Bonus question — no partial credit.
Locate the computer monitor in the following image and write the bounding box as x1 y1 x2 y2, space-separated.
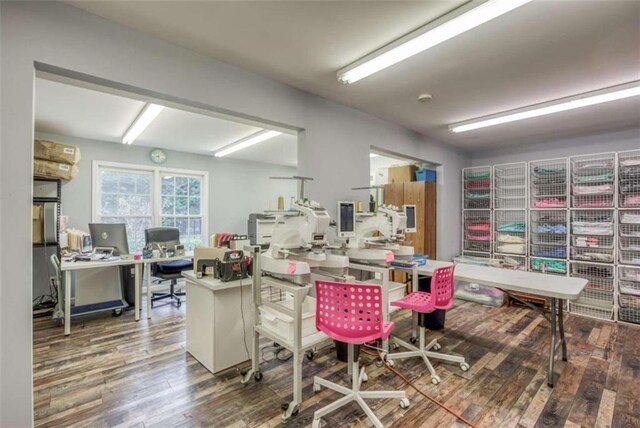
403 205 417 233
336 201 356 238
89 223 130 256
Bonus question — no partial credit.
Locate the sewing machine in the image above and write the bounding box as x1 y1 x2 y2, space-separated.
261 200 349 285
346 204 415 265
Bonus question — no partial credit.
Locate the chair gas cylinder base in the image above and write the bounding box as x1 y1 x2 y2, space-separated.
389 265 469 385
312 280 410 428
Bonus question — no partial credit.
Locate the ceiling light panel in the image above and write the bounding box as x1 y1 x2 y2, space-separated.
214 130 282 158
122 103 165 144
338 0 531 84
449 81 640 133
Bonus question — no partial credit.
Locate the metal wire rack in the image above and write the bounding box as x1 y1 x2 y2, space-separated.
570 152 616 208
463 167 492 210
618 265 640 283
619 293 640 310
529 257 567 275
570 246 614 263
618 307 640 324
569 302 614 321
493 254 527 271
494 162 527 209
493 210 527 255
571 261 614 278
618 149 640 208
530 158 568 209
619 280 640 296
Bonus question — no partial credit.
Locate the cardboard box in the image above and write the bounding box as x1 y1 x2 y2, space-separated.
32 205 43 244
34 140 81 165
34 159 79 181
388 165 417 183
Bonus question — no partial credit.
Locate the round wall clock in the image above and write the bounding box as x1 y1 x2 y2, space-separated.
149 148 167 164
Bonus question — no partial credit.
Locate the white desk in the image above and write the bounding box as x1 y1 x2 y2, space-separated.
60 253 193 335
182 271 253 374
418 260 588 387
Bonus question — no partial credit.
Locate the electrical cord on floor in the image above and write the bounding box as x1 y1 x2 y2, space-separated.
359 345 477 428
260 343 293 362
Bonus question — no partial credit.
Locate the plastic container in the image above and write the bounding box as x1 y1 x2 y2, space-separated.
258 297 317 341
416 168 437 182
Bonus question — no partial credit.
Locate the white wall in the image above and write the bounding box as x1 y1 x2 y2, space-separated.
0 2 469 424
36 132 297 237
470 128 640 166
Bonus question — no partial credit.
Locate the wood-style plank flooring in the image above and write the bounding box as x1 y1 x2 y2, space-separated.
33 299 640 427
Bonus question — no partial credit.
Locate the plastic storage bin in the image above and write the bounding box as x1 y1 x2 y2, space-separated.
416 168 437 182
258 297 317 341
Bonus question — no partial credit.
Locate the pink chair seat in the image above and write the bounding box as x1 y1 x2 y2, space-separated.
391 291 435 313
315 280 394 345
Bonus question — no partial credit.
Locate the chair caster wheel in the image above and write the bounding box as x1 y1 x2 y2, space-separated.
460 362 470 372
254 372 263 381
409 336 417 344
431 376 441 385
313 383 322 392
386 358 395 367
305 350 314 360
399 398 410 409
391 342 400 350
362 373 368 382
176 300 182 308
312 419 321 428
432 343 441 351
375 360 383 368
112 309 122 317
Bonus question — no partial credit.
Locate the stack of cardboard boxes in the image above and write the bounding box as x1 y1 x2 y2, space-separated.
33 139 80 180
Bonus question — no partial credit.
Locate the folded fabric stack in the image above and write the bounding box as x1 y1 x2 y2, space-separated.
496 243 526 254
466 233 490 241
572 251 614 263
573 172 614 183
621 159 640 167
621 212 640 224
573 198 613 208
531 258 567 274
533 247 566 258
574 161 614 171
620 166 640 179
465 242 488 252
466 223 491 231
536 223 567 234
534 166 565 175
620 253 640 265
496 222 526 233
574 236 600 247
573 183 614 195
497 234 525 243
466 171 491 179
621 269 640 282
534 197 566 208
620 227 640 238
465 191 490 199
622 195 640 207
572 221 614 235
620 239 640 251
621 182 640 193
466 179 491 189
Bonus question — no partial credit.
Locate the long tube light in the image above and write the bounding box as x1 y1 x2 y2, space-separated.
122 103 165 144
449 81 640 133
214 130 282 158
338 0 531 84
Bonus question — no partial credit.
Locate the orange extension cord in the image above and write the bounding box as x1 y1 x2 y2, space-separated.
359 346 477 428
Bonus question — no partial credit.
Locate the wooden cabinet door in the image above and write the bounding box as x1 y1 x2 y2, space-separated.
383 183 404 208
403 182 437 259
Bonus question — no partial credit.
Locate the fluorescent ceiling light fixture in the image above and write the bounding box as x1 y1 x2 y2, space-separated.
370 153 379 158
122 103 165 144
449 81 640 133
214 130 282 158
338 0 531 84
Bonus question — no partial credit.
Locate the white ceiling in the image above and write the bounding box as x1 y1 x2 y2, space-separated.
34 78 298 166
67 0 640 150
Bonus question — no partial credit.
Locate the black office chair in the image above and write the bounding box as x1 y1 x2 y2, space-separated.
145 227 193 308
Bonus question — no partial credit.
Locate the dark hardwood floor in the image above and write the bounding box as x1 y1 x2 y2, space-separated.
33 299 640 427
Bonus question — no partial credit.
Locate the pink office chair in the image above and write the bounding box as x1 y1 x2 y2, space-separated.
312 280 410 428
390 264 469 385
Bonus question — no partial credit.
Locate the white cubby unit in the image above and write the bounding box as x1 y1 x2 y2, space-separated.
618 210 640 266
462 166 492 258
618 265 640 326
529 158 569 210
493 162 527 209
569 261 615 321
493 210 527 256
618 149 640 209
529 210 568 261
570 152 616 209
462 209 492 256
463 166 492 210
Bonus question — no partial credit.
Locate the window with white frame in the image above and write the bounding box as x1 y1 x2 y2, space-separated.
93 161 208 253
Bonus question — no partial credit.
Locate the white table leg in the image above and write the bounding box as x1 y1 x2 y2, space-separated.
134 263 140 321
64 271 71 336
146 263 152 319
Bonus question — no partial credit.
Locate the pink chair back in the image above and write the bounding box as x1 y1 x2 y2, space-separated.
431 264 456 310
315 280 385 344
